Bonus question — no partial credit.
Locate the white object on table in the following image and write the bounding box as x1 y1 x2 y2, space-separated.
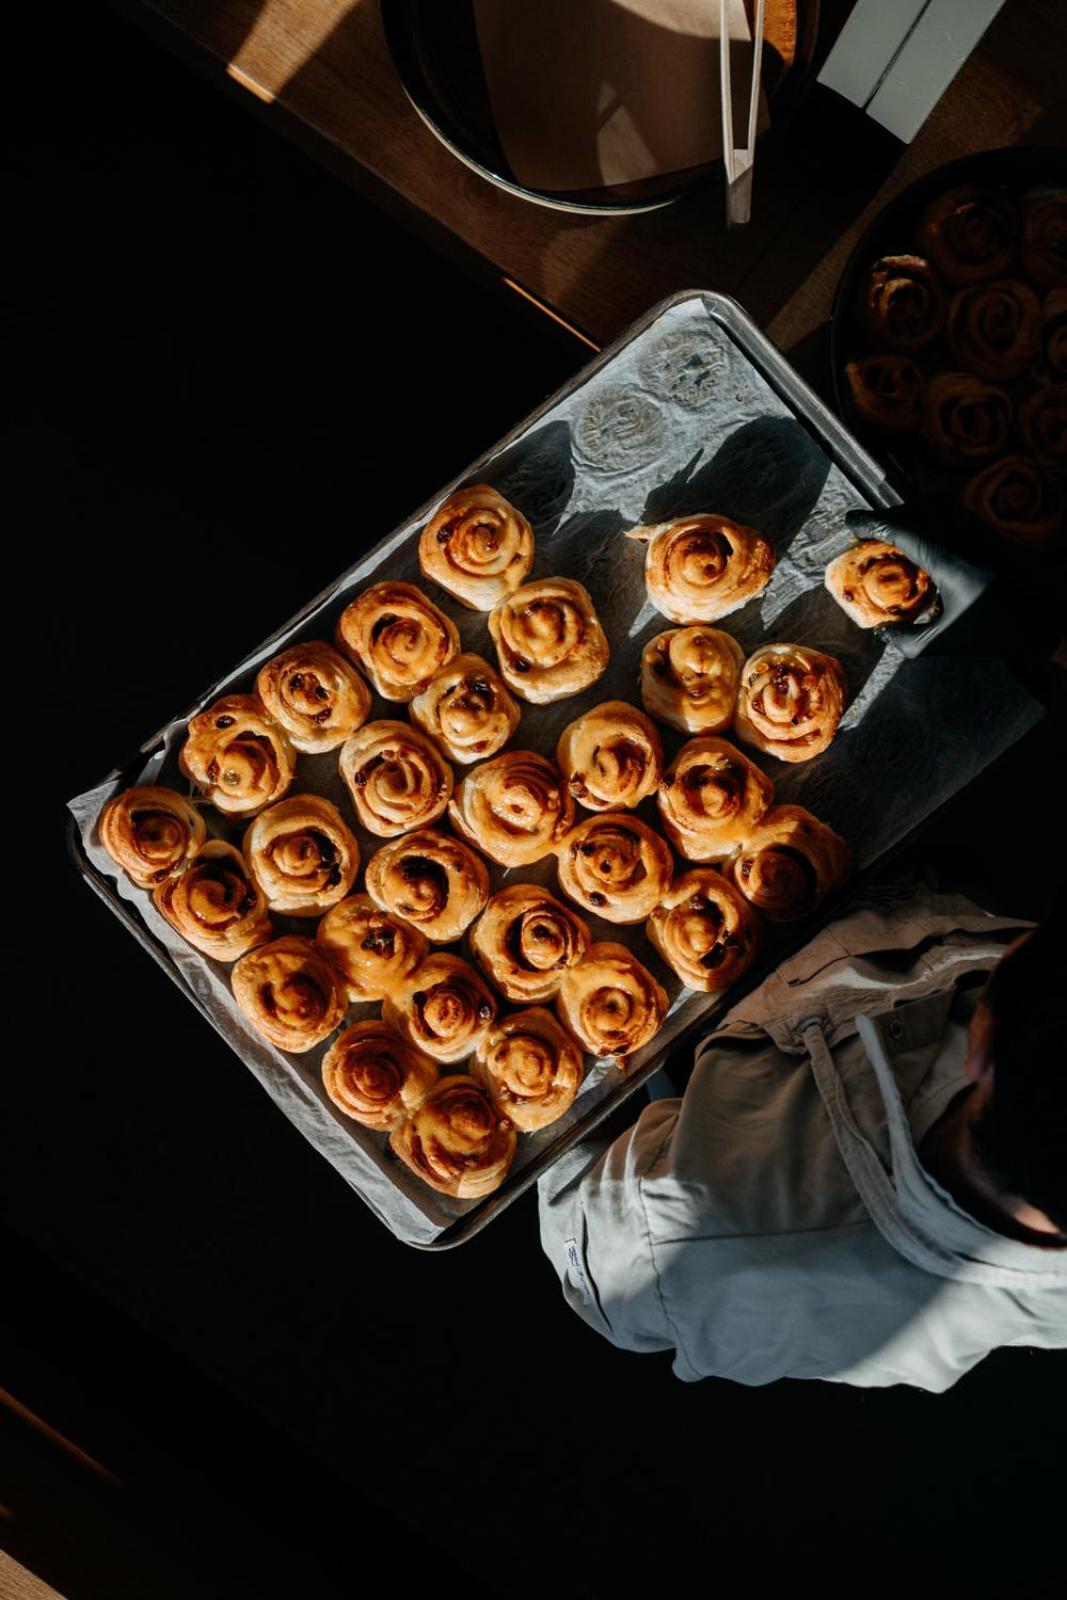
720 0 766 229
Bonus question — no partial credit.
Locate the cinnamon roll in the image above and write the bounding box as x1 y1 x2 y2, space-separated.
339 721 453 837
854 255 946 352
153 840 272 962
469 885 590 1004
316 894 429 1003
963 456 1064 548
230 935 347 1052
946 280 1042 382
556 943 668 1063
1021 189 1067 287
255 641 370 754
556 701 663 812
382 952 496 1063
418 484 535 611
557 814 674 926
98 786 206 888
321 1020 438 1131
734 644 847 764
488 577 609 704
626 514 775 624
646 869 761 993
180 695 295 818
639 627 744 736
728 805 850 923
921 372 1013 465
1036 287 1067 386
917 187 1018 286
656 736 773 862
448 750 574 868
408 653 520 765
389 1076 516 1199
824 541 939 630
474 1007 584 1133
364 829 489 944
1021 388 1067 475
243 794 359 916
844 355 924 434
335 581 459 702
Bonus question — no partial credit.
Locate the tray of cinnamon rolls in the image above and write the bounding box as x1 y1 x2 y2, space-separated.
69 290 1043 1247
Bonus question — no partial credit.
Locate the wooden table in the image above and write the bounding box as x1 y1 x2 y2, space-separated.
111 0 1067 363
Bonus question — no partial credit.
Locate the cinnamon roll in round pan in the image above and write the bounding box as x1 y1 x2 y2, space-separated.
488 577 609 703
728 805 850 923
231 935 347 1052
963 456 1064 548
824 542 939 630
1036 287 1067 386
646 869 761 993
946 280 1042 383
243 794 359 916
639 627 744 736
153 840 272 962
474 1007 584 1132
408 653 520 765
656 736 774 862
418 484 534 610
448 750 574 867
556 943 668 1063
556 701 663 812
339 721 453 837
180 695 296 818
854 255 946 351
390 1076 516 1199
921 372 1013 465
469 885 590 1004
99 786 206 888
322 1020 438 1131
382 952 496 1063
1021 388 1067 475
557 814 673 925
364 829 489 943
335 581 459 702
844 355 924 434
734 644 847 764
627 514 775 624
256 641 370 754
1021 189 1067 287
917 187 1018 286
316 894 428 1003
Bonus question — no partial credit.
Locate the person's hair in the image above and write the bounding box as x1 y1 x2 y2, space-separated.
970 897 1067 1235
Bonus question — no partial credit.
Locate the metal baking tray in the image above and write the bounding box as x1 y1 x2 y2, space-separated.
68 290 1043 1248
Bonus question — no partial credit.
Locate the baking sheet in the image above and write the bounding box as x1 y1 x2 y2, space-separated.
69 291 1043 1248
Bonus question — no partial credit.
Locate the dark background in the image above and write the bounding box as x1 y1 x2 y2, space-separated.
4 6 1065 1597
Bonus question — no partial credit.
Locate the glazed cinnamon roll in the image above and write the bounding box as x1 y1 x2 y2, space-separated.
1036 288 1067 386
1021 388 1067 475
474 1007 584 1133
824 541 939 630
728 805 850 922
382 952 496 1063
947 280 1042 383
556 701 663 812
418 484 535 610
557 814 673 926
921 372 1013 464
335 581 459 702
646 869 761 993
917 187 1018 286
230 935 347 1052
963 456 1064 548
844 355 924 435
316 894 428 1002
255 641 370 754
321 1020 438 1132
339 721 453 837
448 750 574 868
469 885 590 1004
556 943 668 1063
1021 189 1067 287
153 840 272 962
242 794 359 916
626 515 775 624
488 578 609 704
656 736 774 862
639 627 744 736
98 786 206 888
180 695 296 818
364 829 489 943
854 255 946 352
408 653 521 765
734 644 847 764
389 1076 516 1199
